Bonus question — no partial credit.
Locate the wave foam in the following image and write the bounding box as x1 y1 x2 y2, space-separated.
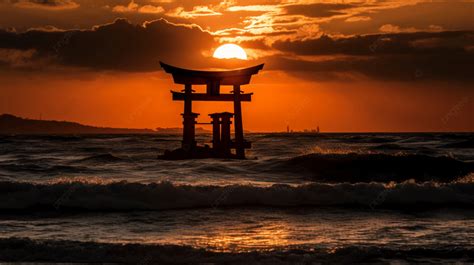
0 180 473 211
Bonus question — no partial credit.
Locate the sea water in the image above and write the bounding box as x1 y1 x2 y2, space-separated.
0 133 473 263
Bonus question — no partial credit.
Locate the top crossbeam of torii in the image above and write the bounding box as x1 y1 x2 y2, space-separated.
159 61 264 90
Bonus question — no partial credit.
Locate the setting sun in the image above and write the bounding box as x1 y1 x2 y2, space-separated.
213 44 248 60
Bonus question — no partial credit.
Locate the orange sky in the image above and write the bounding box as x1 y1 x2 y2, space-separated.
1 69 472 132
0 0 473 132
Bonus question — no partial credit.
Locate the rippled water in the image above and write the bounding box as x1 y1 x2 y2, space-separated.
0 133 473 262
2 208 473 252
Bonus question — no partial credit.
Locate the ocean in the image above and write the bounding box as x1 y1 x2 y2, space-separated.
0 133 473 263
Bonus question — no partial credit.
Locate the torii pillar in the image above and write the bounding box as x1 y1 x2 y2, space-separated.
182 84 198 150
233 85 245 158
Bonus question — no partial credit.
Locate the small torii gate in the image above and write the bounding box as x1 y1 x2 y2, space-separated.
159 61 264 159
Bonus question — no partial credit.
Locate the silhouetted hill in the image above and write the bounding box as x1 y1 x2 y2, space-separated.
0 114 155 134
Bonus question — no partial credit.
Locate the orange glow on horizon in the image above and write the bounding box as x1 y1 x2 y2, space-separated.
0 70 472 133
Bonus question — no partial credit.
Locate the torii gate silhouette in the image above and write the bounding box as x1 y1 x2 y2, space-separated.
159 61 264 159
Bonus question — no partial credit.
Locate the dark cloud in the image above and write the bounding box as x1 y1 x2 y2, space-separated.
269 31 474 82
273 31 473 56
11 0 79 10
1 17 473 82
283 3 354 18
0 18 215 71
265 54 473 82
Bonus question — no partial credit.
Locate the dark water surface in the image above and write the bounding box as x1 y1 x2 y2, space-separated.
0 133 473 263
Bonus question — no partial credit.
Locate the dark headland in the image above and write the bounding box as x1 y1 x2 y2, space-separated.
0 114 156 135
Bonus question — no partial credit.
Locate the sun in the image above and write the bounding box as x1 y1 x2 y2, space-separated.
213 44 248 60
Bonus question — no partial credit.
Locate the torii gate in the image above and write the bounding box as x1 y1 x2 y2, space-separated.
160 61 264 159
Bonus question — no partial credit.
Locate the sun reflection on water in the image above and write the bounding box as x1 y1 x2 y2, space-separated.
194 223 291 252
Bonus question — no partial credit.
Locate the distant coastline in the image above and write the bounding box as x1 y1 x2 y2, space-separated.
0 114 159 135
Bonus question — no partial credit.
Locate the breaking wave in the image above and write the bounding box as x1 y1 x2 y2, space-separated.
0 179 473 211
274 153 473 183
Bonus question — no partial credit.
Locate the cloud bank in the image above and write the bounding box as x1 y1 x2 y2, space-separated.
0 18 214 71
1 18 473 83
